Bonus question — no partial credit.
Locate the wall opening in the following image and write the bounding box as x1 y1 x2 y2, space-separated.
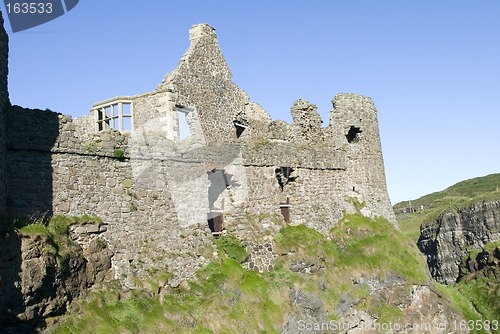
275 167 297 191
94 98 134 133
97 109 104 131
346 126 362 143
233 121 247 138
207 211 224 236
178 110 190 140
206 168 236 237
122 103 132 131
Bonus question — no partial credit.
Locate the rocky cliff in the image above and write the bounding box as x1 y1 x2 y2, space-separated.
0 218 112 332
418 201 500 284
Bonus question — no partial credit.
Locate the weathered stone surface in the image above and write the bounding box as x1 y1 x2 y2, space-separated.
243 241 275 272
282 289 327 334
0 22 396 288
418 201 500 284
281 283 466 334
0 18 474 333
461 246 500 280
0 225 111 332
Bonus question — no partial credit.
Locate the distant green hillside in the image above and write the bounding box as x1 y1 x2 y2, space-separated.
394 173 500 241
394 173 500 331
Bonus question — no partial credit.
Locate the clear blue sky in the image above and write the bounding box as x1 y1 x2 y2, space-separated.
2 1 499 204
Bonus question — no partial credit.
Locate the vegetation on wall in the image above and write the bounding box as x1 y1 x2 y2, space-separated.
1 214 102 265
113 148 125 160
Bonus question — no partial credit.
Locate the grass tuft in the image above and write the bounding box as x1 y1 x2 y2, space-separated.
216 235 248 263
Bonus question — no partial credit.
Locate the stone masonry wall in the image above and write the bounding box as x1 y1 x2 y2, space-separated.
4 23 396 286
158 24 250 144
0 12 9 213
5 106 216 287
329 94 396 223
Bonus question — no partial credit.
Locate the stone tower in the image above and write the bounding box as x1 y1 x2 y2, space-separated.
329 94 395 221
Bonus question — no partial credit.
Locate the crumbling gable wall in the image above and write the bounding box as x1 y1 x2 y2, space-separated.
156 24 256 143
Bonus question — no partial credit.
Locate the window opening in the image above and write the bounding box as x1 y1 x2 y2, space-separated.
207 211 224 237
275 167 297 191
178 110 190 140
346 126 362 143
233 120 247 138
94 98 133 133
122 103 132 131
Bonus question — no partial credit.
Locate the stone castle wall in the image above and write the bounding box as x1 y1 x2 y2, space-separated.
157 24 251 144
2 22 396 285
5 107 216 286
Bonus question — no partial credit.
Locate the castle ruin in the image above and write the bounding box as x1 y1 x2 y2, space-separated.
0 22 395 286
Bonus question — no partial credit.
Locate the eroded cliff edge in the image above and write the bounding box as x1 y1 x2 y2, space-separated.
418 201 500 284
0 217 112 332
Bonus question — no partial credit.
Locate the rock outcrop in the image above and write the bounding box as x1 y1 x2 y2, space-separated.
0 221 112 332
460 244 500 281
281 279 468 334
418 201 500 284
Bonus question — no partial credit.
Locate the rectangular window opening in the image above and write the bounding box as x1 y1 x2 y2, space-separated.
122 116 132 132
207 211 224 237
178 111 191 140
95 101 133 133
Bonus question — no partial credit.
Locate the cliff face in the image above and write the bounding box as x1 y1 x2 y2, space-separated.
0 221 112 332
418 201 500 284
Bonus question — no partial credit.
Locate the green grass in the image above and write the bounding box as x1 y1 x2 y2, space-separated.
51 213 433 333
330 214 428 284
56 257 284 333
432 280 500 334
394 173 500 333
18 222 49 235
54 288 171 334
216 235 248 263
457 277 500 324
17 214 101 236
483 240 500 254
7 214 103 266
274 224 335 258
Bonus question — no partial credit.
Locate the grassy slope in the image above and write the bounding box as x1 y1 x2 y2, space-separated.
394 173 500 332
394 173 500 241
50 213 429 333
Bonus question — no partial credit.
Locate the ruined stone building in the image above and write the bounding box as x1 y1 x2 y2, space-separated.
0 22 395 285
